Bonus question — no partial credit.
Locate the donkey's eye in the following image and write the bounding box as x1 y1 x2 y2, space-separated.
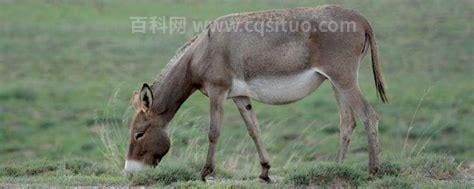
134 132 145 140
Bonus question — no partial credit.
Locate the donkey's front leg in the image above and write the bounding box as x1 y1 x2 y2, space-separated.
233 97 271 182
201 88 227 181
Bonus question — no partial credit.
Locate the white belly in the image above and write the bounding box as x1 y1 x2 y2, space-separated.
228 68 326 104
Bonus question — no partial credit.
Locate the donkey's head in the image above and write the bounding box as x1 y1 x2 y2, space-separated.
124 83 170 173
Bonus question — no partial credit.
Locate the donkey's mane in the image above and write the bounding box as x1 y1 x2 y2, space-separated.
152 36 197 87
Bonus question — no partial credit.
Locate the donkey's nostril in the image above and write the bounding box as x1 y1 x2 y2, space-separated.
134 132 145 140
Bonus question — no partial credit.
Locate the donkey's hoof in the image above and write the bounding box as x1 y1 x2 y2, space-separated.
201 175 217 182
259 175 272 183
369 166 380 175
200 165 215 181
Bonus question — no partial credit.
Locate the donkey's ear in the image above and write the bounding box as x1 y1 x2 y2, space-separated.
138 83 153 112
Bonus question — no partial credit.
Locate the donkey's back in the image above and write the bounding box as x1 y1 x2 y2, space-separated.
194 5 376 104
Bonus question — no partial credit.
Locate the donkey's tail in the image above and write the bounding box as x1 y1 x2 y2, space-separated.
366 27 389 103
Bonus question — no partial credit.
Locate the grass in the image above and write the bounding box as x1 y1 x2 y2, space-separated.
405 154 460 180
128 163 197 186
0 158 111 177
286 162 367 187
368 176 413 189
0 0 473 187
0 160 59 177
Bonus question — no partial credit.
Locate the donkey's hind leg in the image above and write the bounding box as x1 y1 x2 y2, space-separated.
335 85 381 174
323 61 381 173
333 85 357 163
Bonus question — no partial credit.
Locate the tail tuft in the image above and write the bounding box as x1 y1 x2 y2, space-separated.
366 31 388 103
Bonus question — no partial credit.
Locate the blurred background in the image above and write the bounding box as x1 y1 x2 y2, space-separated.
0 0 472 187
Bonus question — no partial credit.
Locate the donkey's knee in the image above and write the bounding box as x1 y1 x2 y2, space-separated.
208 127 221 144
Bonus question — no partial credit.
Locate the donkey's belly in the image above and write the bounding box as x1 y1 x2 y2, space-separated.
228 68 326 105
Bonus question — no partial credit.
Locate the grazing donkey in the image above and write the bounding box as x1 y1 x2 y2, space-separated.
124 5 388 182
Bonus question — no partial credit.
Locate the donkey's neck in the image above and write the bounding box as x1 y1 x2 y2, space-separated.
150 44 195 122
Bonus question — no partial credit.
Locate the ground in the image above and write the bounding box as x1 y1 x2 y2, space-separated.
0 0 473 188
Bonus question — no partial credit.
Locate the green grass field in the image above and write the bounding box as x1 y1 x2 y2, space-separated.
0 0 472 188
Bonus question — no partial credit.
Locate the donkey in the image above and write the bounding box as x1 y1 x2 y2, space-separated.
124 5 388 182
